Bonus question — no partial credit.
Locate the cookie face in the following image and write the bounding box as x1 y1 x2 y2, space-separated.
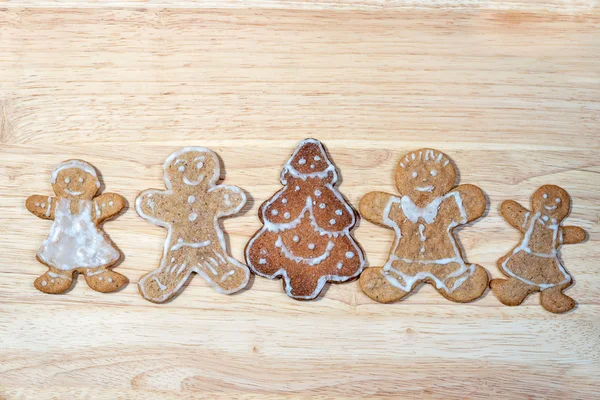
26 160 128 294
136 147 250 303
360 149 488 304
491 185 586 313
245 138 365 300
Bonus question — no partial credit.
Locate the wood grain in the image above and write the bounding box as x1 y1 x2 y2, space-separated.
0 2 599 399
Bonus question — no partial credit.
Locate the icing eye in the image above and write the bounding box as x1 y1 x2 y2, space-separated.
430 170 437 177
78 177 83 183
411 171 418 178
196 162 204 169
556 198 561 203
543 193 548 199
298 158 306 165
64 177 70 183
314 156 321 161
178 165 185 172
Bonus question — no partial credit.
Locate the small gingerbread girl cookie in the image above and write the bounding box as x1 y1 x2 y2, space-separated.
491 185 586 313
359 149 489 303
136 147 249 303
245 138 365 300
26 160 127 294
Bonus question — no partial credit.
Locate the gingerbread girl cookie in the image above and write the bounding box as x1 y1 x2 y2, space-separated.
491 185 586 313
245 138 365 300
359 149 488 303
26 160 127 294
136 147 249 303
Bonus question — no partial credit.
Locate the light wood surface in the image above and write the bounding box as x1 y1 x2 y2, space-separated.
1 1 599 399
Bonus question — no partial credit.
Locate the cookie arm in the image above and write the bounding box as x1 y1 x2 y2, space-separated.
209 185 246 216
500 200 530 232
450 184 487 223
359 191 394 227
26 195 56 220
561 226 586 245
93 193 126 223
135 190 171 223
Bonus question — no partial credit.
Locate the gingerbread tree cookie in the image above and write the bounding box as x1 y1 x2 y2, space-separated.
26 160 127 294
491 185 586 313
359 149 488 303
245 138 365 300
136 147 249 303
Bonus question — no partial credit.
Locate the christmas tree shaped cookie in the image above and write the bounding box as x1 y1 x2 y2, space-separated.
136 147 250 303
26 160 127 294
245 138 365 300
359 149 489 303
491 185 586 313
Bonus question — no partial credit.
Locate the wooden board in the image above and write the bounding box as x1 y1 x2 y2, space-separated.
1 1 599 398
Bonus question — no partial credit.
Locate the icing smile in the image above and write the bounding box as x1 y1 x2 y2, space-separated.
183 175 204 186
275 236 334 266
65 189 84 196
416 185 434 192
544 205 557 211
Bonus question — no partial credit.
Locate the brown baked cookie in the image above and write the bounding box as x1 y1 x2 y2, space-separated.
491 185 586 313
245 138 365 300
26 160 127 294
359 149 488 303
136 147 249 303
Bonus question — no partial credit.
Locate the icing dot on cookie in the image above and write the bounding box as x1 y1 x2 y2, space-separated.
412 171 418 178
41 280 47 286
64 177 70 183
178 238 183 243
189 213 198 222
295 186 300 191
542 215 549 222
35 203 40 207
314 156 321 161
271 209 279 216
308 243 315 250
41 203 46 208
345 251 355 258
430 170 437 177
284 212 290 219
314 189 322 196
335 209 342 215
293 236 300 243
282 198 287 204
543 193 548 199
310 164 315 169
178 165 185 172
171 257 175 262
78 177 83 183
188 195 196 204
98 276 103 281
556 198 561 203
108 277 113 283
259 258 267 264
51 279 55 283
102 203 106 207
319 203 326 209
329 219 336 225
299 158 306 165
109 201 114 206
337 262 343 269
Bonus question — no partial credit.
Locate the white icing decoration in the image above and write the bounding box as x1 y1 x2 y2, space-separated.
284 212 290 219
314 189 322 196
183 175 204 186
37 198 119 270
337 262 343 269
153 276 167 290
308 243 315 250
501 211 570 290
282 198 288 204
136 147 249 301
295 186 300 191
556 198 561 203
335 209 342 216
188 195 196 203
430 170 437 177
319 203 326 209
293 236 299 243
189 213 198 222
411 171 418 178
329 219 336 225
345 251 354 258
224 193 231 206
259 258 267 264
64 177 70 183
271 209 279 216
45 197 52 217
178 165 185 172
51 160 100 188
220 270 235 282
310 164 315 169
108 277 113 283
170 239 210 252
380 191 473 293
78 177 83 183
109 201 114 206
94 200 101 219
41 280 47 286
275 236 334 266
35 203 40 207
299 158 306 165
49 271 71 280
415 185 434 192
314 156 321 161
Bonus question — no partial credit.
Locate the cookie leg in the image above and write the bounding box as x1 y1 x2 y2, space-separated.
138 257 195 303
540 285 576 314
440 264 488 303
194 249 249 294
284 270 323 300
84 267 128 293
34 268 73 294
490 277 536 306
359 267 409 304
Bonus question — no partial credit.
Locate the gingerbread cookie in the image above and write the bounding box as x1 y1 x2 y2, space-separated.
491 185 586 313
359 149 488 303
26 160 127 294
245 138 365 300
136 147 249 303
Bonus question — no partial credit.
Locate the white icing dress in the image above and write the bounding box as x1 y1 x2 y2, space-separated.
37 198 120 271
500 212 570 290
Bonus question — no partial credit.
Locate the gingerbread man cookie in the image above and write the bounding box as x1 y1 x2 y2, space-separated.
491 185 586 313
26 160 127 294
136 147 249 303
359 149 488 303
245 138 365 300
